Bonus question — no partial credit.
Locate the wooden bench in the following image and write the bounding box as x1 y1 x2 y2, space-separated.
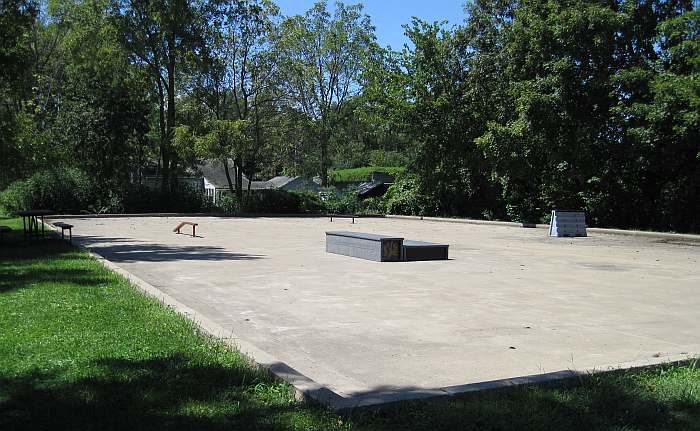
326 231 403 262
328 214 357 224
53 222 74 244
173 221 198 237
0 225 11 241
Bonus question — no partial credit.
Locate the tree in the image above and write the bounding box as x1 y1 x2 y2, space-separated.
277 0 376 186
51 0 150 193
111 0 210 191
0 0 37 187
193 0 279 201
174 119 250 197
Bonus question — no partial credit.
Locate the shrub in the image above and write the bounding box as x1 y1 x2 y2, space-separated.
383 173 438 216
292 190 325 213
322 187 365 214
242 189 323 214
215 194 240 214
122 185 209 213
0 168 93 214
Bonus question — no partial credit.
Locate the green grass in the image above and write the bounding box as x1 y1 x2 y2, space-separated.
329 166 405 183
1 216 699 431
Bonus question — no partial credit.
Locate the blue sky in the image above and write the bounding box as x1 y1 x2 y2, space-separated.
274 0 468 50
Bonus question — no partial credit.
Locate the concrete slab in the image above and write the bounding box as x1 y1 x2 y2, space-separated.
50 215 700 409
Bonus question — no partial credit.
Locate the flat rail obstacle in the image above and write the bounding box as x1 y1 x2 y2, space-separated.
173 221 198 237
326 231 449 262
327 214 358 224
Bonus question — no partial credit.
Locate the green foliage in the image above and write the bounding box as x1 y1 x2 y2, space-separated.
293 190 325 214
329 166 405 183
0 168 92 214
214 194 240 214
277 1 377 185
322 187 365 214
367 150 410 167
242 189 323 214
397 0 698 230
122 185 209 214
382 174 438 216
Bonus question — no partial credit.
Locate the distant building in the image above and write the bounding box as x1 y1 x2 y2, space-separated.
357 171 396 199
198 160 319 203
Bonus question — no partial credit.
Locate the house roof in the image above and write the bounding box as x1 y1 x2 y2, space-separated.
198 160 243 189
198 160 279 190
266 176 297 188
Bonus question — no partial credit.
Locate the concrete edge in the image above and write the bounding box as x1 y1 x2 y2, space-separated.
39 221 700 413
333 354 699 411
39 212 387 220
41 223 344 409
87 250 346 406
42 212 699 241
385 215 700 242
385 214 549 229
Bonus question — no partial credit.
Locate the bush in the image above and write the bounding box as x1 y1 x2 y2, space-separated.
241 189 323 214
293 190 325 213
122 185 209 214
214 194 240 214
383 173 438 216
321 187 367 214
0 168 93 214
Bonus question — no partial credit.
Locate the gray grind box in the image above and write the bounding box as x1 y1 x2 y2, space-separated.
326 231 403 262
402 240 449 261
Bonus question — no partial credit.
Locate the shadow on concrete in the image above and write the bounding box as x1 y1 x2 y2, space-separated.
75 235 264 263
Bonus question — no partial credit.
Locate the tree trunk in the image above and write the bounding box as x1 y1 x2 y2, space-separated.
156 75 169 193
165 52 176 192
320 128 329 186
222 158 236 196
235 156 243 202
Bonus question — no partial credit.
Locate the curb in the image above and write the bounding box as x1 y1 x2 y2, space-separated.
41 221 700 412
42 212 700 242
385 215 700 242
41 223 342 409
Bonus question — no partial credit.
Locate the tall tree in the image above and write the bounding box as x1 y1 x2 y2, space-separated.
53 0 151 193
277 0 376 186
0 0 37 187
111 0 210 191
194 0 279 201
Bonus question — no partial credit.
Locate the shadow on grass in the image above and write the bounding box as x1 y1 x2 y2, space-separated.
349 366 700 431
0 354 318 431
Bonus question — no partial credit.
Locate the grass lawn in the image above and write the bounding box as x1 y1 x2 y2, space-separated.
329 166 405 183
1 216 699 430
